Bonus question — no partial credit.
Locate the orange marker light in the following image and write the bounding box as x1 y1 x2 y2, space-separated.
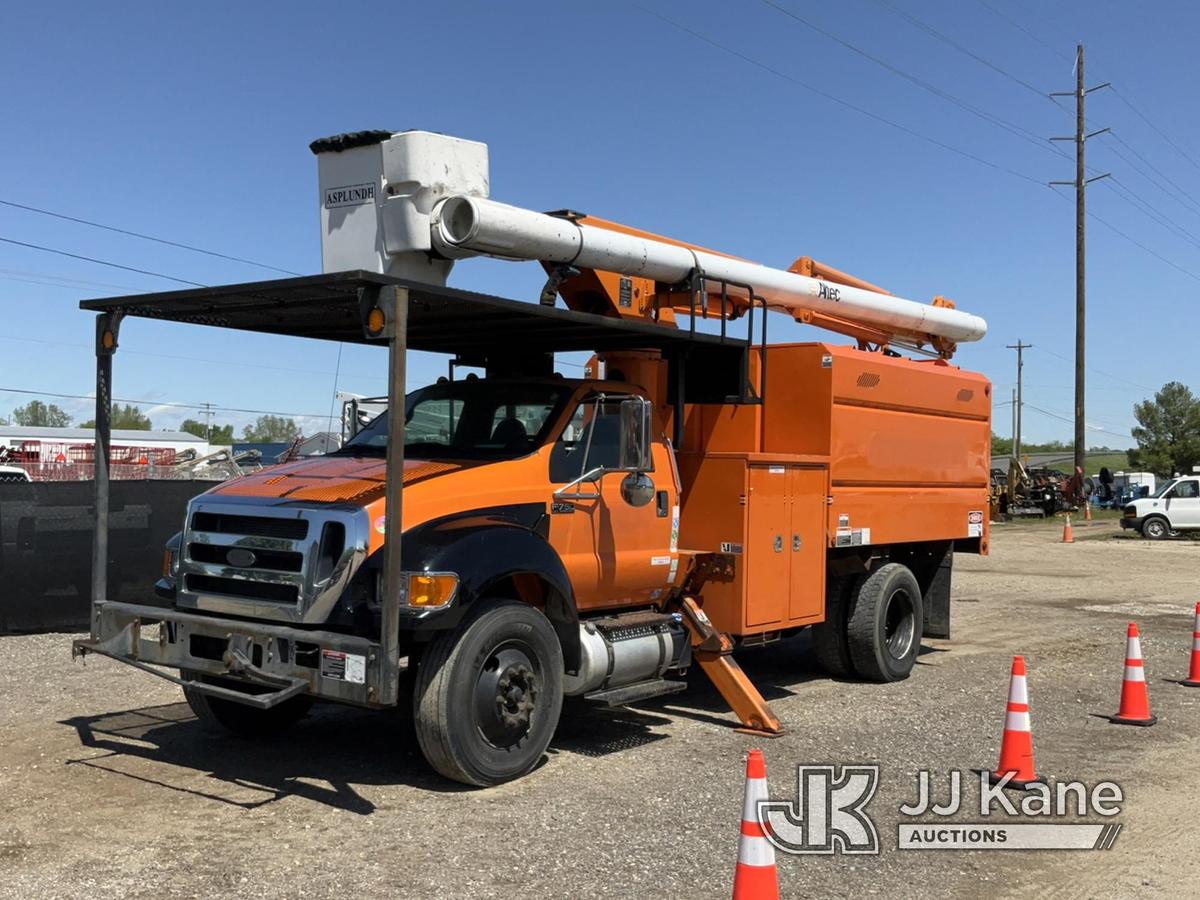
407 572 458 608
367 307 386 335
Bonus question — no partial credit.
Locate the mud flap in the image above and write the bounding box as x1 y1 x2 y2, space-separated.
921 546 952 639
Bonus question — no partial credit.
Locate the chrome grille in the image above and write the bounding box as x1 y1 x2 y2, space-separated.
176 497 369 624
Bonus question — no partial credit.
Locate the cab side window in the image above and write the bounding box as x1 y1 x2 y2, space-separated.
549 400 622 483
1171 480 1199 499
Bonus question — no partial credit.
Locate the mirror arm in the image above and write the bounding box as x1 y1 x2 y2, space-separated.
553 466 606 500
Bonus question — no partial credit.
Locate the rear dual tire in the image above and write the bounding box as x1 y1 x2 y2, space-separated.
812 563 923 683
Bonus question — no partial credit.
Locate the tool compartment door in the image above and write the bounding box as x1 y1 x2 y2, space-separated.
788 466 827 623
745 465 790 627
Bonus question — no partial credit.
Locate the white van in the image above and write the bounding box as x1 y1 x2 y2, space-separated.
1121 476 1200 539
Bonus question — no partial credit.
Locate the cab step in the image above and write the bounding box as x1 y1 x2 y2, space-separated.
584 678 688 708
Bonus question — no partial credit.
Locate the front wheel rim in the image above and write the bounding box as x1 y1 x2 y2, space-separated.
473 640 540 750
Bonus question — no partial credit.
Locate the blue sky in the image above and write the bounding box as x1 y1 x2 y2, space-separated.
2 0 1197 446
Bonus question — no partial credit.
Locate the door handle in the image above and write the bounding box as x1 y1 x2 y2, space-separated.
792 534 802 551
773 535 783 553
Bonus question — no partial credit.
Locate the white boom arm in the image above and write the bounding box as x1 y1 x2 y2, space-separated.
431 195 986 345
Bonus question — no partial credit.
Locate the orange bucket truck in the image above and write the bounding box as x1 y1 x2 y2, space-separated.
75 131 990 785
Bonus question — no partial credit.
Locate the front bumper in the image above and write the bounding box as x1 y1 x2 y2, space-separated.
1119 516 1142 531
73 601 398 708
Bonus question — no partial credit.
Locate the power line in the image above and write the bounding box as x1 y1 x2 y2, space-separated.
632 4 1045 186
1022 401 1133 441
1049 185 1200 284
1110 88 1200 174
1102 177 1200 252
0 236 205 287
0 335 380 379
0 267 144 293
640 5 1200 338
1032 345 1157 393
0 387 327 420
974 0 1074 64
868 0 1051 101
1103 132 1200 217
761 1 1065 160
0 198 301 276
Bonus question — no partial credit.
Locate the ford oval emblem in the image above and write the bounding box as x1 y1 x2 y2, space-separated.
226 548 257 568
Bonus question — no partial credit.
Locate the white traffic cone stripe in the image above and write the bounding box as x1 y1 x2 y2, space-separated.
1008 675 1028 704
737 834 776 867
1193 635 1200 652
1124 664 1146 682
1005 710 1032 731
742 776 768 823
1127 635 1143 659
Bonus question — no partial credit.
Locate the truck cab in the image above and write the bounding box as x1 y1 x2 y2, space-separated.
1121 476 1200 539
165 375 677 641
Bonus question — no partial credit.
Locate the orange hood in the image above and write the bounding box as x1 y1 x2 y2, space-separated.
209 456 462 505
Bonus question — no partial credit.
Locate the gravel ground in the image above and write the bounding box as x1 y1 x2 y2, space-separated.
2 519 1198 898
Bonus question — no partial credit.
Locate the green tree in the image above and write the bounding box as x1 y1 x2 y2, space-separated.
242 415 299 443
12 400 72 428
1129 382 1200 477
81 404 152 430
179 418 235 444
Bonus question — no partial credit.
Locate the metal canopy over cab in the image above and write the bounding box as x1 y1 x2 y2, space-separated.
74 271 759 712
78 270 751 357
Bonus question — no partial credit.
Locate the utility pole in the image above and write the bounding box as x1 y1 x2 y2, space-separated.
1011 388 1017 456
1051 44 1110 476
201 401 214 441
1006 340 1032 458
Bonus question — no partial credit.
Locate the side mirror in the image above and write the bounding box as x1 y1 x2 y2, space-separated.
620 472 655 508
618 397 653 471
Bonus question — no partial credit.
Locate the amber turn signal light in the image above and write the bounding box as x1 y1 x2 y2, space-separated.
406 572 458 608
366 306 386 335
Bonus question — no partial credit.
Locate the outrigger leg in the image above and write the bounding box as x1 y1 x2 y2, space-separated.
672 592 785 738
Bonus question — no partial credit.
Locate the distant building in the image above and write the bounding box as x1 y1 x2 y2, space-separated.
0 425 209 459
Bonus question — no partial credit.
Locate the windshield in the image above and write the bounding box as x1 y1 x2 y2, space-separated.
1149 480 1175 499
340 380 574 461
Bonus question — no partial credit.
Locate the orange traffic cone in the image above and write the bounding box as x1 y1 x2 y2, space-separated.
985 656 1044 790
1108 623 1158 726
1061 514 1075 543
1180 603 1200 688
733 749 779 900
1084 503 1093 525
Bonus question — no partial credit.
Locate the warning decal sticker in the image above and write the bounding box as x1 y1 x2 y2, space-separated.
320 650 367 685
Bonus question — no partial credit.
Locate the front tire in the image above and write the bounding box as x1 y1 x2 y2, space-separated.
1141 516 1170 540
414 599 564 786
846 563 923 682
182 673 313 737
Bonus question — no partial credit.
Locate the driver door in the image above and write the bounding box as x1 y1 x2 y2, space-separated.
547 397 677 613
1166 478 1200 528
